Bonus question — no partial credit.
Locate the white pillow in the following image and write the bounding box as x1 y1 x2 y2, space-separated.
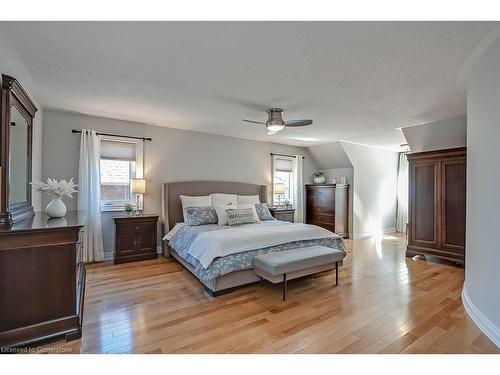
214 205 232 226
237 195 260 205
180 195 212 221
237 204 261 223
211 193 238 206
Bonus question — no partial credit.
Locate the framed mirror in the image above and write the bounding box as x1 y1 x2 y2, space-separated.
0 74 37 227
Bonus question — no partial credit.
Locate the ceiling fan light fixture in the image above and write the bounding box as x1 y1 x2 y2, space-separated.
267 123 285 132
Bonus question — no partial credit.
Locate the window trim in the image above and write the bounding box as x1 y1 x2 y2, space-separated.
99 135 144 212
271 154 295 206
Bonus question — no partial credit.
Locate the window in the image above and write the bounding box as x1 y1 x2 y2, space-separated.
272 156 294 205
100 137 143 211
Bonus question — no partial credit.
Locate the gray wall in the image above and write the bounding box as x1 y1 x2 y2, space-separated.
402 116 466 153
306 140 398 238
464 35 500 346
0 33 43 211
341 142 398 238
42 109 317 257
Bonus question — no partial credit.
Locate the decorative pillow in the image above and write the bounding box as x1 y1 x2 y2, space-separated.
226 208 258 226
184 206 218 226
237 204 261 222
180 195 212 221
214 204 234 226
237 195 260 205
211 193 238 206
255 203 275 221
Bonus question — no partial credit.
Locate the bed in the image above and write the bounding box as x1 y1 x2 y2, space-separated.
161 181 347 295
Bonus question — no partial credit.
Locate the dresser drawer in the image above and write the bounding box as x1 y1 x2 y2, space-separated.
312 213 335 224
311 206 335 215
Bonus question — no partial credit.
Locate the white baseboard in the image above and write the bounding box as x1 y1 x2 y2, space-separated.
352 227 397 240
462 285 500 348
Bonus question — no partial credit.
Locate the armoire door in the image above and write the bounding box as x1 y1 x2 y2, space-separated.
440 159 466 253
410 161 440 249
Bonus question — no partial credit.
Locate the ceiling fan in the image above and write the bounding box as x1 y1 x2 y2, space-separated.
242 108 313 135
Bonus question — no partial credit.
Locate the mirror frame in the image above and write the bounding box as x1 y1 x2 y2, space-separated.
0 74 38 227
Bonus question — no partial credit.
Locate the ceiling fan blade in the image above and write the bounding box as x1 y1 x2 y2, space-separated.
284 119 313 127
242 119 266 125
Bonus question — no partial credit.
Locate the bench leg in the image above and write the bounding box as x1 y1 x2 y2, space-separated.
283 273 287 301
335 261 339 286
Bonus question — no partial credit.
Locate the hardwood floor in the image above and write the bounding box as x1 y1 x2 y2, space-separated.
39 234 498 354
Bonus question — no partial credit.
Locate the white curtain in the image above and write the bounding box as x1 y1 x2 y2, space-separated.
78 129 104 262
396 152 409 233
293 154 305 223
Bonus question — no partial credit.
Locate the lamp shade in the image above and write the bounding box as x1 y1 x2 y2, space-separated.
274 183 285 195
131 178 146 194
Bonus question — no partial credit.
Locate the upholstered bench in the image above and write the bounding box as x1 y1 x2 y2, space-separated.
252 246 345 300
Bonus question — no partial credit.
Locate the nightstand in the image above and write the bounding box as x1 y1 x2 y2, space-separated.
113 214 159 264
269 207 295 223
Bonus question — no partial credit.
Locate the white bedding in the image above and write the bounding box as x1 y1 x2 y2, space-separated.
168 220 339 269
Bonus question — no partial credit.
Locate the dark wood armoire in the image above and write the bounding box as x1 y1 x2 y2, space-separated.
306 184 349 238
406 147 466 265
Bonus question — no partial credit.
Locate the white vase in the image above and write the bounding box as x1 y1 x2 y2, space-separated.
46 195 67 218
313 175 326 184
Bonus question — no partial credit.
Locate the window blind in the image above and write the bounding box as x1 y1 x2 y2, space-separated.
274 157 293 172
100 140 136 161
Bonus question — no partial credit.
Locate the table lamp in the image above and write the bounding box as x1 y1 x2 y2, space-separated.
131 178 146 215
274 183 285 206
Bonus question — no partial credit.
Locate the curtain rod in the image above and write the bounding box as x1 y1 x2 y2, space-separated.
270 152 305 159
72 129 152 142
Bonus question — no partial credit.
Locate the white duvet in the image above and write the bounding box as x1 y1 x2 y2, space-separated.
172 221 339 269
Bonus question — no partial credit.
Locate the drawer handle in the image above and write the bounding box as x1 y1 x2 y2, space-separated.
136 225 139 231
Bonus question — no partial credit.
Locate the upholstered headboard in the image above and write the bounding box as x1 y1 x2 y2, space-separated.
161 181 268 233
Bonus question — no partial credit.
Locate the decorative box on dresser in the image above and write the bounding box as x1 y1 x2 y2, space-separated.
306 184 349 238
268 207 295 223
114 214 159 264
407 147 466 265
0 211 87 348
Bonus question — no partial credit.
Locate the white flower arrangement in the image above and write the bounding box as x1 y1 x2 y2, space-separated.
31 178 78 198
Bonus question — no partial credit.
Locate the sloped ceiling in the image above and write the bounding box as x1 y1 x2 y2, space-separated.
0 22 496 149
308 141 352 169
401 116 466 153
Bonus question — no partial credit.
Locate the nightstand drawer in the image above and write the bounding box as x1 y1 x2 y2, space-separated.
270 209 295 223
120 222 156 234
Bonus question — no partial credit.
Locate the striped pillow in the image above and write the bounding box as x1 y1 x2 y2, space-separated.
225 208 258 226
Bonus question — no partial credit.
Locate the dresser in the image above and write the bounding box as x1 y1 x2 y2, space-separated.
114 214 159 264
306 184 349 238
0 211 86 348
407 147 466 265
269 207 295 223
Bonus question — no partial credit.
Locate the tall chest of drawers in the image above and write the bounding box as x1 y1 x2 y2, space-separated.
305 184 349 238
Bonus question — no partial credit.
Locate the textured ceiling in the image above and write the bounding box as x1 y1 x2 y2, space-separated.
0 22 496 149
